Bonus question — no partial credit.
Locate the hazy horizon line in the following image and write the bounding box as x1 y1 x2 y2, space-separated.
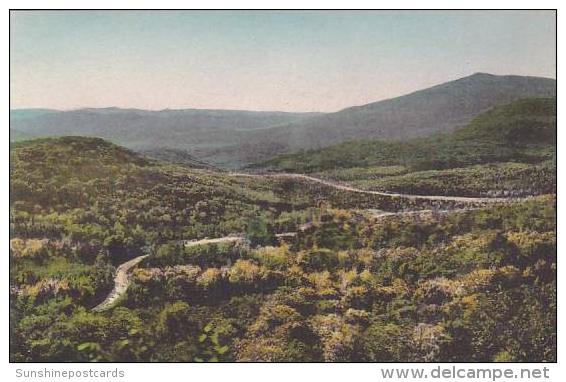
10 71 557 114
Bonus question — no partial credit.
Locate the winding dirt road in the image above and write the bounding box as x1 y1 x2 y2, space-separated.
183 235 244 247
93 172 516 312
92 236 245 312
229 172 512 203
363 207 475 219
92 254 149 312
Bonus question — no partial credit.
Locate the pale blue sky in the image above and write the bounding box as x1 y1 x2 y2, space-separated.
10 10 556 112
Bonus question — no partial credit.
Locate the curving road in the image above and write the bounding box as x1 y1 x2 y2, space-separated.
183 235 244 247
364 207 475 218
92 254 149 312
92 236 245 312
93 172 516 312
229 172 514 203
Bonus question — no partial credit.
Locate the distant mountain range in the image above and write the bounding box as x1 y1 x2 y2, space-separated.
10 73 556 168
9 108 59 121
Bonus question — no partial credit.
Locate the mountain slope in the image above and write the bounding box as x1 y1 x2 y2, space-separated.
258 97 556 173
10 129 33 142
10 108 58 122
139 147 224 170
239 73 555 162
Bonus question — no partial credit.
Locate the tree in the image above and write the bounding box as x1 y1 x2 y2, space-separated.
245 217 276 247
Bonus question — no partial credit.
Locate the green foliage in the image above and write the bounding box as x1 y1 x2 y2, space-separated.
321 160 555 197
246 217 276 247
11 195 556 362
10 137 317 249
195 320 235 362
10 132 555 362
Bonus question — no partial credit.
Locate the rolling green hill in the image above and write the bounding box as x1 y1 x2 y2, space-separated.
452 97 556 144
259 98 555 173
10 137 296 248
